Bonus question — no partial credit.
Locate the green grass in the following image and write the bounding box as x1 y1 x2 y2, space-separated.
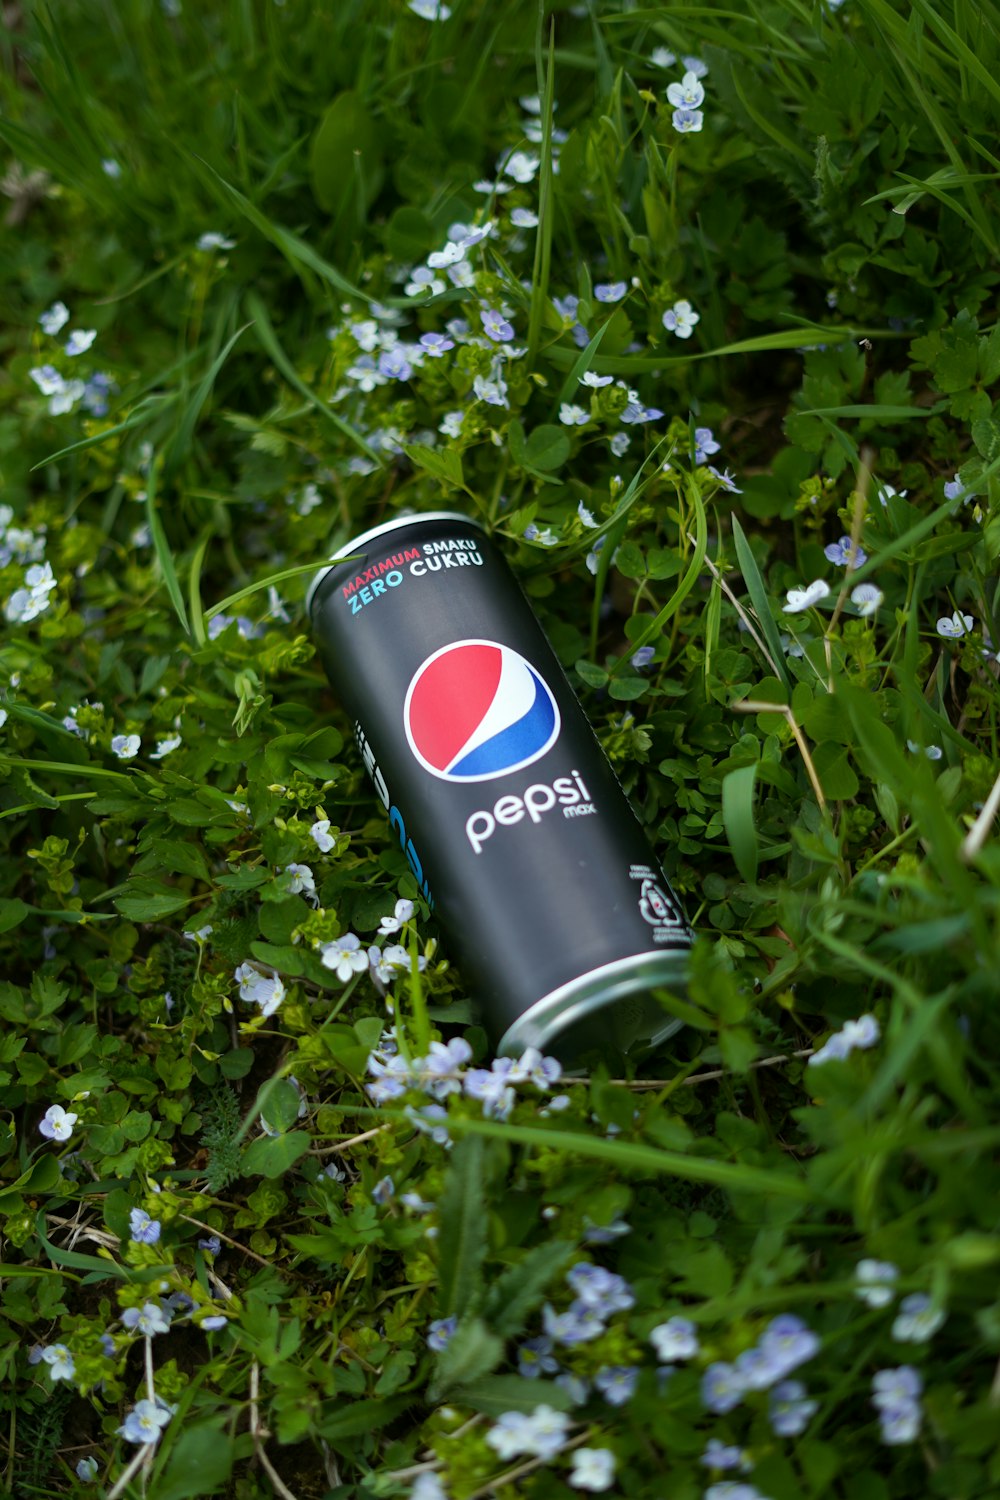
1 1 1000 1496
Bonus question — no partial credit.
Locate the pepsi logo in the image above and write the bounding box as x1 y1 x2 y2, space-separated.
403 639 561 782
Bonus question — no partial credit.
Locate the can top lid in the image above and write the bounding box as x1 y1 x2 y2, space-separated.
305 510 485 615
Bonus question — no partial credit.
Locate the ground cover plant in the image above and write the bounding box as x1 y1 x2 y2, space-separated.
1 0 1000 1495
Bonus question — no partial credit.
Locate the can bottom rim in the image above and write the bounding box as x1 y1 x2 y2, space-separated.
496 949 691 1068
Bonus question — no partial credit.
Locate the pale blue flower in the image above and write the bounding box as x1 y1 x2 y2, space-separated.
40 1344 75 1381
371 1175 395 1205
759 1314 820 1378
937 610 974 639
594 281 627 302
463 1067 515 1119
318 932 369 982
64 329 96 357
503 151 540 184
907 740 943 760
419 332 454 356
566 1263 634 1315
693 426 720 463
594 1363 638 1405
39 302 70 336
233 962 286 1017
580 370 613 388
542 1300 606 1345
39 1104 78 1142
511 207 539 228
198 1235 221 1254
701 1440 750 1471
82 371 115 416
851 582 882 616
620 400 662 424
553 294 580 322
824 534 867 568
855 1259 899 1308
517 1335 559 1378
577 501 598 527
783 580 829 613
110 732 141 760
119 1399 172 1445
129 1208 162 1244
650 1315 699 1360
201 1314 228 1330
667 71 706 109
378 348 413 381
872 1366 922 1444
702 1361 745 1413
378 898 415 936
769 1378 818 1435
662 299 700 337
121 1302 171 1336
408 0 452 18
709 466 742 494
481 308 515 342
672 107 704 133
809 1013 880 1066
102 158 122 178
892 1294 946 1343
427 1316 457 1351
559 403 590 425
76 1457 99 1481
704 1486 764 1500
650 47 676 67
631 646 655 669
569 1447 616 1491
439 409 465 437
683 56 709 77
610 432 630 456
473 372 508 407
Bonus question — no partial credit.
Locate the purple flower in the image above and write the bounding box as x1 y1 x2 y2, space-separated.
693 426 720 463
565 1263 634 1315
824 535 867 568
701 1440 750 1471
419 332 454 356
631 646 655 670
758 1314 820 1378
708 466 742 493
427 1316 457 1351
129 1208 161 1245
480 308 514 342
198 1235 221 1255
378 348 413 381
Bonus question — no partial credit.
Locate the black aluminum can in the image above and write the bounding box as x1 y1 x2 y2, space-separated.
307 512 692 1062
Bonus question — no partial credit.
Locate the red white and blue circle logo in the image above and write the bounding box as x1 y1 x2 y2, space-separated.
403 639 561 782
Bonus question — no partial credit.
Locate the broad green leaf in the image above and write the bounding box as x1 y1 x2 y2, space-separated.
436 1135 487 1320
722 763 759 886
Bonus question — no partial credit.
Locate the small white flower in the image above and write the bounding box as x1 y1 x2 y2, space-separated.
49 379 86 415
936 610 974 639
650 47 677 67
283 862 317 900
0 709 7 728
102 158 123 178
64 329 97 357
851 583 883 617
577 501 598 528
310 818 337 853
110 734 141 760
650 1316 700 1361
319 932 369 983
783 580 830 613
569 1448 616 1491
580 370 613 388
906 740 943 760
183 924 213 943
150 735 181 758
39 302 70 336
666 70 706 110
855 1259 899 1308
29 365 65 396
892 1294 946 1343
439 409 465 438
39 1104 79 1142
503 151 540 184
378 898 415 936
662 298 700 338
559 403 590 426
197 232 236 251
408 0 451 17
233 962 285 1017
510 207 539 228
41 1344 75 1381
427 241 465 270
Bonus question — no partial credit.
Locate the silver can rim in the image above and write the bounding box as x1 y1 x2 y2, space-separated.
496 949 691 1059
305 510 485 615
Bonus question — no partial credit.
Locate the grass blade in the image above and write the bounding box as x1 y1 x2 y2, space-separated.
144 451 190 635
436 1136 488 1319
245 291 383 466
722 763 760 886
731 515 793 694
526 9 557 365
162 320 252 484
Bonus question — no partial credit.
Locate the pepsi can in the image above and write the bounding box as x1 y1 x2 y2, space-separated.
307 512 692 1063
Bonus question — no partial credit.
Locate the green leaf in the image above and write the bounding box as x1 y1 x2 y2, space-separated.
483 1240 575 1338
241 1131 311 1178
812 742 860 801
451 1374 573 1416
113 880 193 921
0 899 29 934
0 1154 62 1209
403 443 464 490
318 1396 411 1443
309 92 385 218
524 423 570 472
722 763 759 886
258 1079 303 1134
162 322 251 484
144 453 190 635
153 1421 236 1500
429 1316 504 1402
436 1135 487 1320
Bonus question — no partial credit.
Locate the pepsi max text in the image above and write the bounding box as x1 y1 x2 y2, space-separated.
308 513 693 1062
